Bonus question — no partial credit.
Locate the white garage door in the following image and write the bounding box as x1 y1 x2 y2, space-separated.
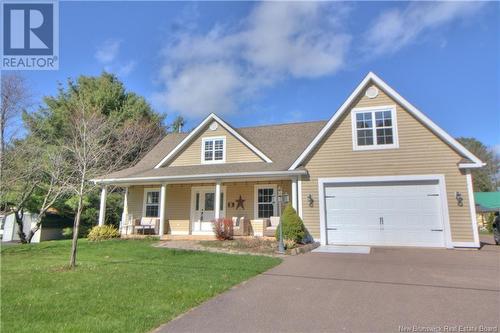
324 180 446 247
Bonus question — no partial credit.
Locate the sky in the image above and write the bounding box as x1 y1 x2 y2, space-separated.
5 1 500 150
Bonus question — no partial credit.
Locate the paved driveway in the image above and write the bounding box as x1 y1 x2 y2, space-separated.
156 241 500 333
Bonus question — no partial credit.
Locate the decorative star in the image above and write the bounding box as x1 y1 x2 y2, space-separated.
235 195 245 210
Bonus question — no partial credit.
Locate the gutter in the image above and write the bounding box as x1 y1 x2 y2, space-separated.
91 170 308 185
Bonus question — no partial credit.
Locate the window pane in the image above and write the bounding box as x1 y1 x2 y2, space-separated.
204 141 213 150
205 193 214 211
376 128 393 145
145 205 159 217
375 111 392 127
214 150 223 160
214 140 224 150
258 203 274 218
147 191 159 204
204 151 213 161
195 193 200 210
220 193 224 211
357 129 373 146
356 112 373 129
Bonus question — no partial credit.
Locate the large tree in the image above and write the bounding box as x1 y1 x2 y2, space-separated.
457 137 499 192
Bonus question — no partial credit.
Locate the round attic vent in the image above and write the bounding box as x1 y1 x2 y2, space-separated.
209 122 218 131
365 86 379 99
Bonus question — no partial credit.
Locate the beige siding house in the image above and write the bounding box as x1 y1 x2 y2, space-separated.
93 72 484 248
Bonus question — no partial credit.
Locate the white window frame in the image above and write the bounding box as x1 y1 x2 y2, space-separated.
253 184 278 219
143 188 160 218
201 136 226 164
351 105 399 151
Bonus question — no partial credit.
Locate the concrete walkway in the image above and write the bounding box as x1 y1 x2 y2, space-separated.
155 242 499 333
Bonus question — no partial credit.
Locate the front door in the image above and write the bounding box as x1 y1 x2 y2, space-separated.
192 188 224 232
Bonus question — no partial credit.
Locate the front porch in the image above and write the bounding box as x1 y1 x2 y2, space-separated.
97 178 300 239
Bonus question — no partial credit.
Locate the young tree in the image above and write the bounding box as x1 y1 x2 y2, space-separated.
457 137 499 191
65 99 161 268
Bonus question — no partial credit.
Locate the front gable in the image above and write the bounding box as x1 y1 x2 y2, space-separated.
168 120 265 167
290 72 483 170
154 114 272 168
304 83 468 170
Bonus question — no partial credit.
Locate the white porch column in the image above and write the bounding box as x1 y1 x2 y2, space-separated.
159 184 167 236
291 177 298 212
120 187 129 233
214 180 221 219
297 177 303 218
98 186 107 226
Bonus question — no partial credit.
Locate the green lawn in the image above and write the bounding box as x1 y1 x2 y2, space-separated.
1 239 281 333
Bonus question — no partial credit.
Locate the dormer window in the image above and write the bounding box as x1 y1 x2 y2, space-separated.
351 106 399 151
202 136 226 163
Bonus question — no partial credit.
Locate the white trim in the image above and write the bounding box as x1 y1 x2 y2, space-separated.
297 177 303 218
465 170 480 248
351 105 399 151
291 177 298 211
317 174 453 249
201 136 226 164
92 170 307 185
98 186 107 226
142 187 160 218
254 184 278 219
154 113 272 168
120 186 129 232
289 72 484 170
159 184 167 236
214 181 221 219
458 163 484 169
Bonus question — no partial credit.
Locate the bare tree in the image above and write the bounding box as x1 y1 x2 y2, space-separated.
0 74 31 211
65 100 160 268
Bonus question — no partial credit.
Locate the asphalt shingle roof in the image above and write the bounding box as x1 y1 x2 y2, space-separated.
99 120 327 180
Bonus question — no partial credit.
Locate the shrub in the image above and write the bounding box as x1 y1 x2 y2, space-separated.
87 225 120 241
212 218 233 240
275 204 306 243
485 213 495 233
284 239 296 250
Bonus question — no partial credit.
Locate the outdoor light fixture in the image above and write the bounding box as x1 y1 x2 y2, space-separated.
307 194 314 207
455 192 463 206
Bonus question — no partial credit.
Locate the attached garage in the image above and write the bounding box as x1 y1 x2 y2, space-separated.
319 175 453 248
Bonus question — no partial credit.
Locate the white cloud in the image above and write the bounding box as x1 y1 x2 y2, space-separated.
96 39 136 77
95 39 121 63
364 2 486 56
154 2 351 119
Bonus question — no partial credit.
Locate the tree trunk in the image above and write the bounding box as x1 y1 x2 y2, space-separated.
14 209 27 243
69 193 83 269
26 216 43 243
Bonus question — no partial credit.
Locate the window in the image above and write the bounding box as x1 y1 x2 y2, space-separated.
352 106 398 150
202 137 226 163
255 186 277 219
144 190 160 217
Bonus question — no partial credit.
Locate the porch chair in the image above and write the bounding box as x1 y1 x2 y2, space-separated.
120 214 135 235
263 216 280 237
134 217 159 235
232 216 247 236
